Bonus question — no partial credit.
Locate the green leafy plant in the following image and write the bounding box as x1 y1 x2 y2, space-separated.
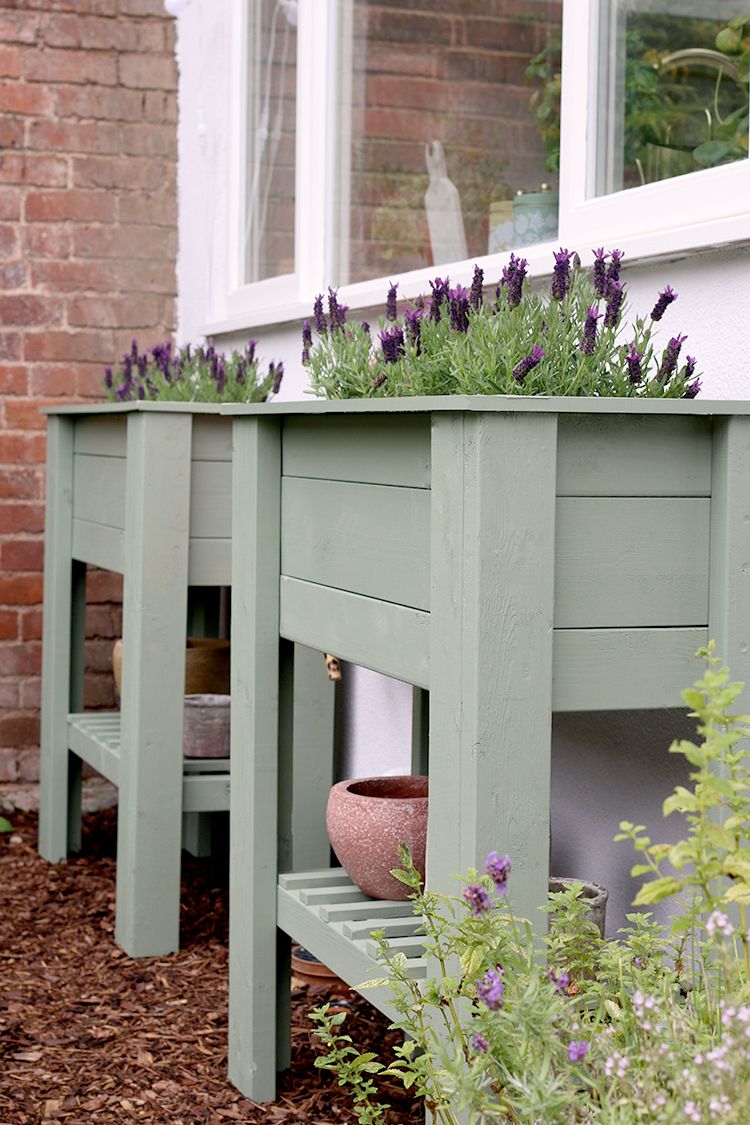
310 647 750 1122
0 816 12 834
102 339 283 404
304 251 701 400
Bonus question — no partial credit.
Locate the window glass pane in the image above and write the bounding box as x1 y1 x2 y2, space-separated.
596 2 749 197
244 0 297 284
334 1 563 285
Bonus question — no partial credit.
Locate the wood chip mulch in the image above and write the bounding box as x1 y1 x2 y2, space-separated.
0 810 422 1124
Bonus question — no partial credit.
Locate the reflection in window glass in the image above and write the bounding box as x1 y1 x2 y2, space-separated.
335 1 563 285
597 3 749 197
244 0 297 284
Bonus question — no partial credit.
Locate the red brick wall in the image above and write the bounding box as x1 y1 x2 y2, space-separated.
0 0 177 781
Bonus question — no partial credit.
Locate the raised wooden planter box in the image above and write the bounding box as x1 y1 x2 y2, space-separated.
225 396 750 1101
38 402 334 958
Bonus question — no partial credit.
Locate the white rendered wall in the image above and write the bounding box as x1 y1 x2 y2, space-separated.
175 3 750 933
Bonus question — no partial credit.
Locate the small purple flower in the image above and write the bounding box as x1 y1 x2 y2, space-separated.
449 284 470 333
592 248 608 297
214 359 227 392
568 1040 589 1063
484 851 511 894
548 968 571 994
625 345 643 385
469 264 484 310
603 280 625 328
246 339 257 363
684 379 701 399
580 306 601 354
512 345 544 384
328 287 348 333
471 1033 489 1054
685 355 696 378
270 361 284 395
501 253 527 309
552 248 572 301
650 286 677 321
606 249 624 288
658 333 687 380
477 967 504 1011
463 883 493 916
372 371 388 391
361 321 371 338
385 281 399 322
313 293 327 335
301 320 312 366
235 357 247 384
404 308 423 352
104 366 113 390
380 326 405 364
429 276 450 322
136 381 145 400
633 957 643 969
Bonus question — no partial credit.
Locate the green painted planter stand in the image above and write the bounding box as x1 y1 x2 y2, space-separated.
38 402 335 958
225 396 750 1103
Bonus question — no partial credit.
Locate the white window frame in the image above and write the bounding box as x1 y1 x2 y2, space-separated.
205 0 750 335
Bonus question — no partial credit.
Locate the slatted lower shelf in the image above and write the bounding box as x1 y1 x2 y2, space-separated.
67 712 231 811
278 868 426 1019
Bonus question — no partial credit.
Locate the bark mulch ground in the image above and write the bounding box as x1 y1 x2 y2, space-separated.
0 809 422 1124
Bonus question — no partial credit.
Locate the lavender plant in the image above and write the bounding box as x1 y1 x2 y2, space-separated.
303 252 701 401
311 647 750 1122
102 338 283 404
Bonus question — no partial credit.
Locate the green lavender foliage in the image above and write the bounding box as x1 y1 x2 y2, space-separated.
305 252 700 401
311 649 750 1123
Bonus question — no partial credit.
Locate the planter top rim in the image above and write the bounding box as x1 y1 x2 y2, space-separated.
222 394 750 418
42 402 227 416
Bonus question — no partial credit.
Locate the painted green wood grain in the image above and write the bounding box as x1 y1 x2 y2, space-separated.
192 415 233 461
71 519 124 573
116 411 193 957
66 559 87 853
73 454 126 529
182 774 231 812
189 462 232 538
67 713 121 782
228 416 282 1102
557 414 712 496
552 628 708 710
282 414 431 486
281 477 431 610
187 539 232 586
279 576 430 687
411 686 429 775
429 412 557 929
290 644 336 871
708 417 750 711
39 416 77 862
73 414 128 456
554 497 710 627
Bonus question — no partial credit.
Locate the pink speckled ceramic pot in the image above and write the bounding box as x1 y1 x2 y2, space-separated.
326 775 429 901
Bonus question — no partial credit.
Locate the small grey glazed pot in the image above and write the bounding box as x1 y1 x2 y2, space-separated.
549 877 608 937
326 775 429 901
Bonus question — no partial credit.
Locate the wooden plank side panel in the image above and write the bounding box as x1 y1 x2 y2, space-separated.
557 414 712 496
187 539 231 586
282 414 431 487
72 518 124 573
72 453 126 529
279 577 430 688
281 477 430 610
555 497 710 628
73 415 128 456
552 627 708 711
191 415 233 461
189 461 232 539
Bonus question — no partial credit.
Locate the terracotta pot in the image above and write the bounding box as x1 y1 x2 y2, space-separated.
549 876 608 937
183 694 230 758
326 775 429 901
291 946 350 997
113 636 230 698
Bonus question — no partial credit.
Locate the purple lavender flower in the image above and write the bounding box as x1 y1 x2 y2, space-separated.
469 264 484 310
580 306 601 355
471 1033 489 1054
501 254 528 309
136 382 145 400
372 371 388 391
429 276 450 322
385 281 399 322
404 308 423 352
512 345 545 384
246 339 257 363
592 248 607 298
380 326 405 364
685 355 696 378
328 287 348 333
477 967 504 1010
650 286 677 321
603 280 625 328
552 248 572 301
463 883 493 916
658 333 687 380
104 366 113 390
361 322 371 338
568 1041 590 1063
414 295 425 312
268 361 284 396
235 357 247 384
130 338 139 361
115 382 132 402
214 359 227 392
684 379 701 399
548 968 570 994
301 320 313 366
313 293 327 335
606 249 624 288
449 284 470 333
484 851 511 894
625 345 643 384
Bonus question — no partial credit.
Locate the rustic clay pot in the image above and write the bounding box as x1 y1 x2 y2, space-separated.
113 636 230 698
326 775 429 901
290 946 350 998
183 694 230 758
549 876 608 937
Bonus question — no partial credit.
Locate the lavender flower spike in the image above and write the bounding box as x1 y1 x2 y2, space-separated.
449 284 470 333
477 967 505 1011
313 293 327 335
301 320 312 363
580 306 601 354
471 1033 489 1054
603 280 625 328
512 345 544 384
380 325 405 364
658 333 687 380
606 249 624 287
684 379 702 399
469 264 484 310
650 285 677 321
429 276 450 322
552 248 572 301
484 851 511 893
568 1041 590 1063
270 361 284 396
463 883 493 916
385 281 399 322
548 968 571 994
592 248 608 297
502 253 528 308
404 308 423 352
626 345 643 384
104 366 113 390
